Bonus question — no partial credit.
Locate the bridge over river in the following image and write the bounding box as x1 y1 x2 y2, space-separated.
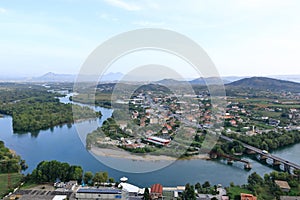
220 135 300 173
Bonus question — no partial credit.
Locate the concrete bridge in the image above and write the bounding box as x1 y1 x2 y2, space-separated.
209 152 252 170
220 135 300 174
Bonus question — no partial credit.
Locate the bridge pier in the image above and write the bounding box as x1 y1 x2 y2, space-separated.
273 160 281 166
244 163 252 170
257 154 268 162
227 159 233 165
284 164 291 174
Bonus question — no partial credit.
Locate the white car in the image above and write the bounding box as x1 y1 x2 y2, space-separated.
262 150 269 154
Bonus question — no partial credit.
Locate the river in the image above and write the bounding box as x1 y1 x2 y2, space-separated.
0 94 299 187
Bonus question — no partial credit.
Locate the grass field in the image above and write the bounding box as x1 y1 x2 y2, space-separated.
0 173 23 198
226 186 253 199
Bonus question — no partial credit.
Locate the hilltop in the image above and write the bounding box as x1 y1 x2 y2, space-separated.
226 77 300 93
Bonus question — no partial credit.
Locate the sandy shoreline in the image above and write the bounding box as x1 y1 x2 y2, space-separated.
90 146 210 161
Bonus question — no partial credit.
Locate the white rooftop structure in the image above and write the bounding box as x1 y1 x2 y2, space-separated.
52 195 67 200
119 182 143 194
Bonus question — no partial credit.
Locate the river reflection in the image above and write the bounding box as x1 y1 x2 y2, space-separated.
0 94 298 187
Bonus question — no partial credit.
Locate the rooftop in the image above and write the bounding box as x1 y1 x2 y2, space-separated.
275 180 291 190
151 184 163 194
77 188 122 194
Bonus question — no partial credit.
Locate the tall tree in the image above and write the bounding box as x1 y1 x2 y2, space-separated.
182 183 196 200
143 188 150 200
83 171 93 185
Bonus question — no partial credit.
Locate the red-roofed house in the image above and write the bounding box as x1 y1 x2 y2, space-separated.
241 193 257 200
150 184 163 199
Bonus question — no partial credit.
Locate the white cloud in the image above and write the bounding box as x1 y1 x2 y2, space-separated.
104 0 141 11
97 13 119 21
0 7 7 13
132 20 164 27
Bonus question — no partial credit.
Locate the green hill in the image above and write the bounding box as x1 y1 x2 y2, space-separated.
226 77 300 93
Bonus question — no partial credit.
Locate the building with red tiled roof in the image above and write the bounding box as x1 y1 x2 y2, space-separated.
150 184 163 199
241 193 257 200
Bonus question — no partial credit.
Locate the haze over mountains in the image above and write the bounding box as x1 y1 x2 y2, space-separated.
1 72 300 93
1 72 300 83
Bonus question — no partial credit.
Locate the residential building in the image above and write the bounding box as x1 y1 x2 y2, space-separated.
275 180 291 192
150 184 163 199
240 193 257 200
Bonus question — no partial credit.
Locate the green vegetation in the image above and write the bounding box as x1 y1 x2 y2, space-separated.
181 183 196 200
180 181 219 199
0 173 23 198
86 117 131 149
0 141 27 173
25 160 115 187
143 187 151 200
227 171 300 200
0 141 25 198
226 130 300 151
101 117 131 139
212 140 245 155
226 185 253 200
28 160 83 183
226 77 300 93
83 171 115 186
0 84 101 133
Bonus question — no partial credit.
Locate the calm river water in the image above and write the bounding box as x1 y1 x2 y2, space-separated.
0 95 299 187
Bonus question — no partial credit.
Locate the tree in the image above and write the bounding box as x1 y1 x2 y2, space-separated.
247 172 264 189
195 134 201 142
68 166 83 182
294 169 300 180
143 187 150 200
108 177 115 183
29 160 83 183
20 159 28 171
92 172 102 186
182 183 196 200
99 172 108 183
202 181 211 189
195 182 202 193
83 171 93 185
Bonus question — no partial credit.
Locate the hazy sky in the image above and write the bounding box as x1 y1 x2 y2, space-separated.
0 0 300 77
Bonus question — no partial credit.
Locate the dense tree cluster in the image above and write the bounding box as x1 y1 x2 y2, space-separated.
180 181 219 200
23 160 115 187
0 141 27 173
212 140 245 155
226 130 300 151
0 88 101 133
29 160 83 183
86 117 131 149
82 171 115 186
101 117 130 140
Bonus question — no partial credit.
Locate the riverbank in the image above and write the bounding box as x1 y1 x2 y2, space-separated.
90 146 210 161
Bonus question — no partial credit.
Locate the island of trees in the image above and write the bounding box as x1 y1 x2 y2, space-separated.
0 83 101 133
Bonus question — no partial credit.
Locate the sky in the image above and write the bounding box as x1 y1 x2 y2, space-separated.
0 0 300 78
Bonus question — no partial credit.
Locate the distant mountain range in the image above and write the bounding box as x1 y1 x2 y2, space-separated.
29 72 123 82
156 76 300 93
1 72 300 93
155 77 230 85
226 77 300 93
